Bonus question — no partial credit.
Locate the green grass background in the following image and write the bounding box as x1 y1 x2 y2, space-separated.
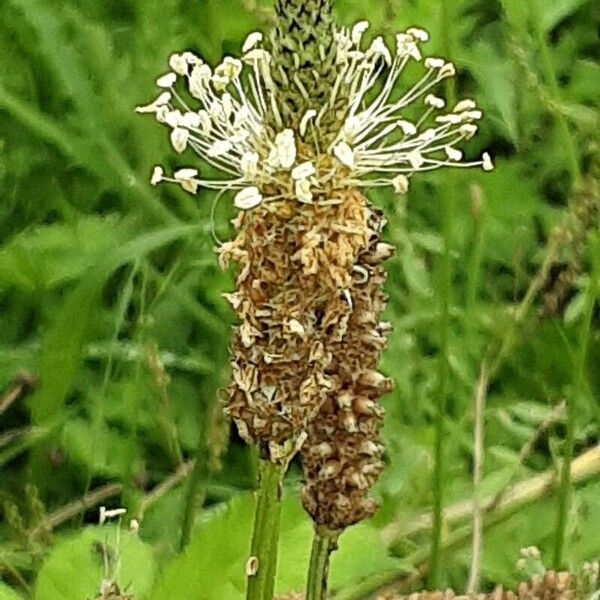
0 0 599 598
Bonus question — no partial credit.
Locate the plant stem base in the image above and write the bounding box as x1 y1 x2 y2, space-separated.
246 459 284 600
306 527 340 600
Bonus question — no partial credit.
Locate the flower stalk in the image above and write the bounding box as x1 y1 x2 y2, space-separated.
306 527 339 600
137 1 494 596
246 459 284 600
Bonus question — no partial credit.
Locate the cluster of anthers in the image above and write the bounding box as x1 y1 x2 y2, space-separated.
136 22 493 209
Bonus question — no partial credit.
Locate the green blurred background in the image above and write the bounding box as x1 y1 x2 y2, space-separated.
0 0 599 598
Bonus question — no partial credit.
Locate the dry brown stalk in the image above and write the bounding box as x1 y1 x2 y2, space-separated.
382 444 600 546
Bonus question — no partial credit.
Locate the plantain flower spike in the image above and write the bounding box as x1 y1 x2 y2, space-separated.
137 0 493 532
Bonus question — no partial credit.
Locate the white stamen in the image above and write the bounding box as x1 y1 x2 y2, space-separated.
407 27 429 42
271 129 297 170
234 187 263 210
208 140 233 157
392 174 409 193
482 152 494 171
135 92 171 114
175 168 200 194
242 32 263 53
295 179 314 204
445 146 463 161
150 166 164 186
397 120 417 136
299 109 317 137
425 57 445 70
170 128 189 153
291 162 316 180
351 21 369 45
138 19 493 207
425 94 445 109
156 72 177 88
169 54 189 76
241 152 260 179
454 99 477 112
333 142 355 168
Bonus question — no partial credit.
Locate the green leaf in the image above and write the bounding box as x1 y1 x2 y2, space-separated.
61 417 141 479
34 526 156 600
29 223 202 424
149 492 401 599
0 583 24 600
535 0 590 34
0 216 129 292
470 42 519 143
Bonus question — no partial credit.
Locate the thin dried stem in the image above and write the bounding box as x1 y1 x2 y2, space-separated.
466 364 487 593
0 371 37 415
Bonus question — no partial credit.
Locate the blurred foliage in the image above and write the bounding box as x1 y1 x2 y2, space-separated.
0 0 598 598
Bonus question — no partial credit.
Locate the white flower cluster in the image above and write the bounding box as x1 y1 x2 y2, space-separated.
137 22 493 210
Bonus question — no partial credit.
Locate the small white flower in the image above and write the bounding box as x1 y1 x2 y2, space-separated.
396 33 422 61
288 319 305 335
418 128 436 141
454 99 477 112
150 166 164 186
445 146 463 161
407 150 425 169
241 152 260 179
242 32 263 53
170 128 189 153
169 54 189 76
221 93 234 120
351 21 369 45
242 48 271 65
407 27 429 42
135 91 171 114
164 109 183 128
138 19 493 205
197 110 212 135
460 123 478 138
440 62 456 78
295 178 314 204
213 57 242 90
291 161 316 180
425 94 445 109
175 168 198 179
181 111 201 129
392 174 409 194
397 120 417 136
234 187 263 210
436 114 462 125
188 64 211 98
368 37 392 66
333 142 355 169
425 57 445 70
156 72 177 88
271 129 297 170
175 168 199 194
99 506 127 525
208 140 233 157
482 152 494 171
299 109 317 137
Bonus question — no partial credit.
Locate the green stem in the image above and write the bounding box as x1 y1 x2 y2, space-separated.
553 284 594 568
180 445 209 549
430 0 456 587
246 459 284 600
306 527 340 600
